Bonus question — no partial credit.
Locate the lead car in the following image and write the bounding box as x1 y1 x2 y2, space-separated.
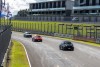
59 41 74 51
32 35 42 42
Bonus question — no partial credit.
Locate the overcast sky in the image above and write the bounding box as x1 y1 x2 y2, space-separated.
5 0 56 15
5 0 74 16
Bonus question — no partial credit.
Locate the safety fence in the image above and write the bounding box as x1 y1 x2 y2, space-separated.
11 22 100 44
0 25 12 67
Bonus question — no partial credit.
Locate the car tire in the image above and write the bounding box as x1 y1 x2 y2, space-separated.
71 48 74 51
34 40 36 42
59 47 61 50
24 35 25 37
40 40 42 42
59 46 62 50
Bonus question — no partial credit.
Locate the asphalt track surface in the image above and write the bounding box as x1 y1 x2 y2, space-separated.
12 32 100 67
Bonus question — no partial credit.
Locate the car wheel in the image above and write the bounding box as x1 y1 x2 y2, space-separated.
40 40 42 42
59 47 61 50
59 46 62 50
32 39 34 41
34 40 36 42
71 48 74 51
24 35 25 37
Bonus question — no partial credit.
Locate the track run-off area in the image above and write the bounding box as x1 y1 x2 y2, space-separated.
12 32 100 67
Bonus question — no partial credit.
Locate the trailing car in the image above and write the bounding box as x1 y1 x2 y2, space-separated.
24 32 32 38
32 35 42 42
59 41 74 51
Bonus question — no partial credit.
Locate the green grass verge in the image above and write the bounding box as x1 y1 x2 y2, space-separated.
9 40 29 67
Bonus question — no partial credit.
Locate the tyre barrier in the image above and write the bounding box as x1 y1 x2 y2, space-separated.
65 34 73 39
30 31 36 34
46 33 50 36
50 33 54 36
96 38 100 44
47 33 54 36
60 34 66 38
40 32 45 35
43 32 48 35
54 33 73 39
54 33 59 37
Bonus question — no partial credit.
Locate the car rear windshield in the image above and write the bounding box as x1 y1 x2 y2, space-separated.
25 32 31 34
67 42 71 44
36 36 41 38
37 36 41 37
64 41 71 44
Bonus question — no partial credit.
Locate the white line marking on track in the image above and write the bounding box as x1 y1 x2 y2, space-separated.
19 42 32 67
56 65 59 67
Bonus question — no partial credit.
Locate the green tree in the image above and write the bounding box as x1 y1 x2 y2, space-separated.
17 9 28 17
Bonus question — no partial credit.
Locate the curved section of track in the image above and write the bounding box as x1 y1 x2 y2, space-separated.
12 32 100 67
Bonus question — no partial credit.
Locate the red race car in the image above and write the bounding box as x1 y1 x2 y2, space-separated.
32 35 42 42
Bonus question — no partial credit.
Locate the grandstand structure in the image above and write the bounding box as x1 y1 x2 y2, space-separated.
28 0 74 21
73 0 100 15
72 0 100 22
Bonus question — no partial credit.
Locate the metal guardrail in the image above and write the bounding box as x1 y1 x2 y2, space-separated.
1 41 12 67
0 26 12 67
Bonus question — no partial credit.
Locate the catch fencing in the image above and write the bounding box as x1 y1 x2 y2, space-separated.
12 22 100 44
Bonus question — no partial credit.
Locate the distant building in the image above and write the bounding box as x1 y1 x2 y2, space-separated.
73 0 100 16
28 0 74 21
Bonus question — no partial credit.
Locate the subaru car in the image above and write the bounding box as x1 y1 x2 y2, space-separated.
59 41 74 51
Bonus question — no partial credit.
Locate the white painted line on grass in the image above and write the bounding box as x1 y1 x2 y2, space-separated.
19 42 32 67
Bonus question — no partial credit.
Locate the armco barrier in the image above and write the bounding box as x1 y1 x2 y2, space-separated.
1 41 12 67
0 26 12 66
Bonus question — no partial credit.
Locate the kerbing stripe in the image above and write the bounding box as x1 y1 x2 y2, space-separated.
19 42 32 67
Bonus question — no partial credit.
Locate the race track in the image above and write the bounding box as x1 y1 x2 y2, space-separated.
12 32 100 67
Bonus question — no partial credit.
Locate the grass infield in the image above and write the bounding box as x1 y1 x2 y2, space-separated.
8 40 29 67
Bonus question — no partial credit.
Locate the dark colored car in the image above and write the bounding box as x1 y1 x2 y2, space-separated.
59 41 74 51
32 35 42 42
24 32 32 38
